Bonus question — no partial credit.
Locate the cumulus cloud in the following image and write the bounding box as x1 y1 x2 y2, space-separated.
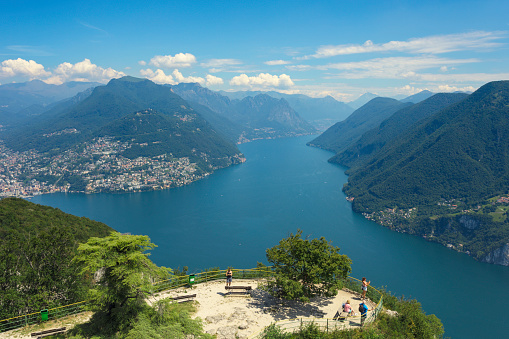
141 68 221 86
149 53 197 68
205 74 223 86
307 31 506 59
138 60 147 66
45 59 125 84
140 69 176 84
0 58 51 78
172 69 205 84
264 60 291 66
230 73 294 89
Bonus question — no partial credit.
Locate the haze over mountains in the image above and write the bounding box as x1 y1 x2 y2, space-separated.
0 80 100 126
171 83 317 141
219 88 354 130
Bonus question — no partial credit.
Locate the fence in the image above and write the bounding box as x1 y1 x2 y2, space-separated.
0 267 383 337
0 301 88 333
249 276 384 338
0 267 274 333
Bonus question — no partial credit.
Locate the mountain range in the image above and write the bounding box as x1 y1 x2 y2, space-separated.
2 77 243 173
307 97 413 154
0 80 99 126
310 80 509 265
219 89 354 130
330 92 469 169
171 83 317 141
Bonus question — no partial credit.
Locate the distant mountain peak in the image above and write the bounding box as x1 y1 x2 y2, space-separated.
114 76 148 83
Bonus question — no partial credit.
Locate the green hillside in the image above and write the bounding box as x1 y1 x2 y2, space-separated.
0 197 113 319
331 93 468 169
308 97 412 153
343 81 509 263
96 108 242 170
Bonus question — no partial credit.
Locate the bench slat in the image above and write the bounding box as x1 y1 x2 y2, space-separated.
171 294 196 300
31 327 66 336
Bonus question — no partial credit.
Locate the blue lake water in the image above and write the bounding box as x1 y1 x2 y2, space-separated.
30 136 509 338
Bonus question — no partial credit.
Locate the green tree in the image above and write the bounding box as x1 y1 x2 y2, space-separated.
73 233 171 331
265 230 352 302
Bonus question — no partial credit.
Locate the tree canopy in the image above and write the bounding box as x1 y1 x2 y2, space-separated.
74 233 171 315
265 229 352 302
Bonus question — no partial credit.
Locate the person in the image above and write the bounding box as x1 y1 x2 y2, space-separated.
359 300 369 326
225 268 233 287
343 300 352 316
361 277 370 300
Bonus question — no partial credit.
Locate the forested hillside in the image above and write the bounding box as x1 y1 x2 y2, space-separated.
343 81 509 265
0 197 113 319
308 97 412 154
331 93 468 169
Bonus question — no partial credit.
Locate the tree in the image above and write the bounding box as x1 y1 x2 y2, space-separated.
73 232 171 330
265 230 352 302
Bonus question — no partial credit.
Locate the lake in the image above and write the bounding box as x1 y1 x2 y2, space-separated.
30 136 509 338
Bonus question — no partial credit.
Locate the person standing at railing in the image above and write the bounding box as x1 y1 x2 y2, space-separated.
361 277 370 300
226 268 233 286
359 300 369 326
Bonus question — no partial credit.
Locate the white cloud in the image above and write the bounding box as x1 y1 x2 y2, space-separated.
306 56 480 80
172 69 205 84
265 60 291 66
0 58 51 78
435 84 477 93
205 74 223 86
141 68 222 86
140 68 176 84
307 31 506 59
138 60 147 66
230 73 294 89
149 53 197 68
46 59 125 84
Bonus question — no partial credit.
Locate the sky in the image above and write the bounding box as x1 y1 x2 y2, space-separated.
1 0 509 101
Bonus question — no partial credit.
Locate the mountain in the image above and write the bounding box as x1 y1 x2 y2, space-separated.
331 92 469 169
345 81 509 210
343 81 509 264
263 92 353 130
172 83 317 141
231 94 317 136
2 76 243 173
0 80 100 126
347 92 379 109
96 108 241 170
401 90 435 103
218 89 353 130
308 97 412 154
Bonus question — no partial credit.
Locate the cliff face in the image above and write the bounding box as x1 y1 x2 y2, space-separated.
482 243 509 266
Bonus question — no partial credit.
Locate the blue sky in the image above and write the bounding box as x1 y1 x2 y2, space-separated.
1 0 509 101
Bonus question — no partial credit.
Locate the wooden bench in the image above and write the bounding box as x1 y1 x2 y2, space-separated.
225 286 252 295
332 311 348 322
171 294 196 302
31 327 66 338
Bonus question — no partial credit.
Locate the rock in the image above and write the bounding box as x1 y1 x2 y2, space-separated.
482 243 509 266
238 321 249 329
206 328 217 335
205 314 224 323
385 309 399 317
216 326 238 339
